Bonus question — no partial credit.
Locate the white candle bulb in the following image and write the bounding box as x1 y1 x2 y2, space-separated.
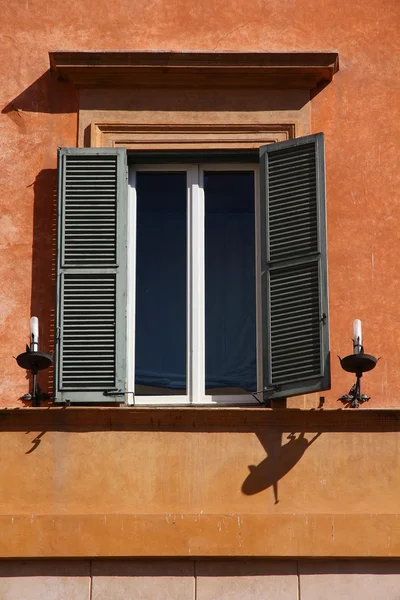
30 316 39 352
353 319 362 354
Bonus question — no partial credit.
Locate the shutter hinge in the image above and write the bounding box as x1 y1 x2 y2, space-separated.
56 327 61 341
263 384 282 393
321 313 327 324
250 384 283 406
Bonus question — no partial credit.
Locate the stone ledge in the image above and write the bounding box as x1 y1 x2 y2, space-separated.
0 513 398 558
1 406 400 431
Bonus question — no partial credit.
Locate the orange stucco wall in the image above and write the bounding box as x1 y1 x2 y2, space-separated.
0 0 399 561
1 0 399 407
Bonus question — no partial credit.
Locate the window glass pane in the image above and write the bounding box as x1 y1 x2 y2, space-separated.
135 172 187 395
205 171 256 393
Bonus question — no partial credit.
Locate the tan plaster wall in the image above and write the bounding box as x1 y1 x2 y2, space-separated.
77 88 311 147
0 408 400 558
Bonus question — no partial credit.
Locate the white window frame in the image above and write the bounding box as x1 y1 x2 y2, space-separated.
127 163 262 405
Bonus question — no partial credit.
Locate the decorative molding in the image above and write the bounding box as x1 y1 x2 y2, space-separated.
49 51 339 90
90 122 296 149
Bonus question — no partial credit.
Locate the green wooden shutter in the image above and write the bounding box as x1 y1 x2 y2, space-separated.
55 148 128 403
259 133 330 400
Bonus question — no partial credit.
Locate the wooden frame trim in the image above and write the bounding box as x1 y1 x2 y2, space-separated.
49 51 339 89
127 163 260 406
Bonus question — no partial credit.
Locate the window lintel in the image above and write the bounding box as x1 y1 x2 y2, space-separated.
49 50 339 90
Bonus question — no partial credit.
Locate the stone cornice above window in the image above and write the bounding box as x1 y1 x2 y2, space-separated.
49 51 339 90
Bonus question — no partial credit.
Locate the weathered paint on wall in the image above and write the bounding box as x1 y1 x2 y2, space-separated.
0 0 399 563
0 407 399 557
1 0 399 407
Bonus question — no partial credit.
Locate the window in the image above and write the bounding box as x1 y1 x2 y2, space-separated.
130 164 259 405
55 135 330 405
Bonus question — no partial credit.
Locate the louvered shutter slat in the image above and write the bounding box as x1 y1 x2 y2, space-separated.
55 148 128 403
61 274 116 388
64 156 117 267
260 134 330 400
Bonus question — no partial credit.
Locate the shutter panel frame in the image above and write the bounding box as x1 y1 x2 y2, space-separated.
55 148 128 403
259 133 330 400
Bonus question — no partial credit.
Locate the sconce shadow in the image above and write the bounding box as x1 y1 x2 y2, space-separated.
242 430 322 503
25 430 46 454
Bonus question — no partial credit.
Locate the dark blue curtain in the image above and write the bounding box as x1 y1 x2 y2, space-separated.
135 170 256 394
135 172 187 392
205 171 256 391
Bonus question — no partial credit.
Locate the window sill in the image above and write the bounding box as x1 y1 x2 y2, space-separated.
1 406 399 431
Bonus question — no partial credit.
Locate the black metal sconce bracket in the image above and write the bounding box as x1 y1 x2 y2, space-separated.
16 347 53 407
338 352 379 408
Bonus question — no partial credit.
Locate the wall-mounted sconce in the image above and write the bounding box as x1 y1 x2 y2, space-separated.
338 319 379 408
15 317 53 406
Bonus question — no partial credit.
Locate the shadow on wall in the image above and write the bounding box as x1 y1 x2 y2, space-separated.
2 70 77 117
242 430 322 503
79 86 311 112
1 558 400 581
29 169 57 399
2 67 311 117
2 71 75 402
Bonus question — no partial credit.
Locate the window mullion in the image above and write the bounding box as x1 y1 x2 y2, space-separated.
188 166 205 403
126 166 137 405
